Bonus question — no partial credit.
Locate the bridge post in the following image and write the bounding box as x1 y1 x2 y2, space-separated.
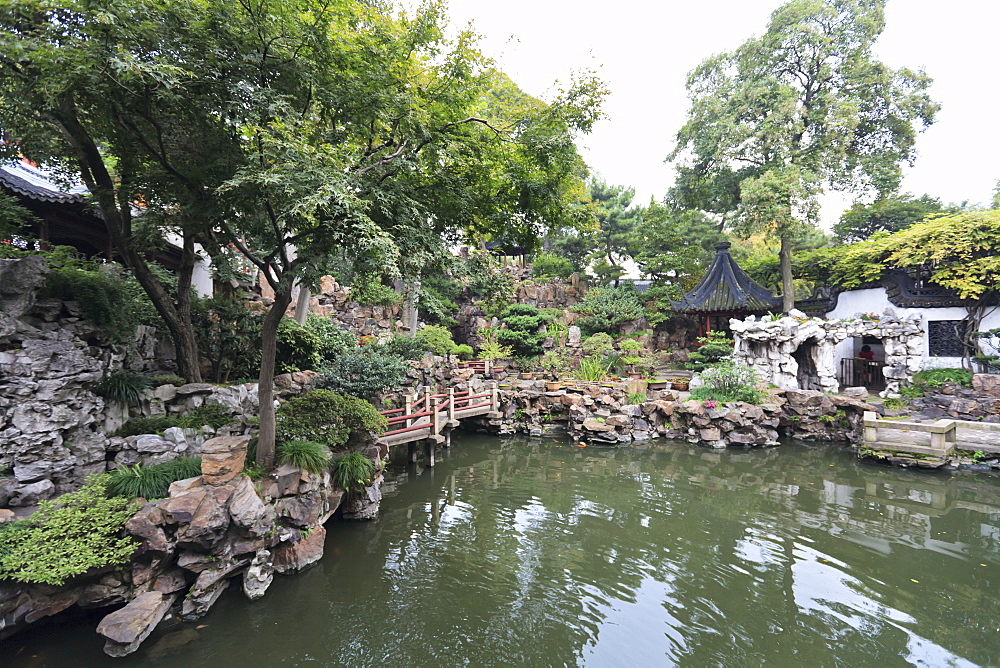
405 390 414 429
447 387 456 421
408 441 417 463
425 438 436 467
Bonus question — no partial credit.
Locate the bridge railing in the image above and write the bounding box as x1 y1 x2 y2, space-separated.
380 386 498 439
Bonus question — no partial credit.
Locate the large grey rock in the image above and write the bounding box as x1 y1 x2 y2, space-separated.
242 550 274 600
97 591 176 657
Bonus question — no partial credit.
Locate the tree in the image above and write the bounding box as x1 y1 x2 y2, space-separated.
2 0 604 467
669 0 938 311
833 193 954 242
585 179 642 285
633 200 719 294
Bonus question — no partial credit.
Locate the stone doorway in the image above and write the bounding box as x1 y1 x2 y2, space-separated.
792 340 822 391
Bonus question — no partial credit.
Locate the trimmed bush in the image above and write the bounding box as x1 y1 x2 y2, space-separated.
276 390 387 449
531 252 574 280
315 349 408 400
572 285 646 334
113 403 236 437
373 335 425 361
0 475 138 585
114 416 175 437
149 374 187 387
304 314 358 362
454 344 474 360
416 325 458 356
685 330 734 371
276 440 331 474
331 451 376 495
692 361 763 404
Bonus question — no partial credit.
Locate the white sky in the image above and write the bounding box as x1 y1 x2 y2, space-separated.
443 0 1000 227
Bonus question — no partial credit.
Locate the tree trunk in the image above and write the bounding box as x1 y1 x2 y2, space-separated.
293 285 310 325
256 289 294 469
779 234 795 313
51 98 204 381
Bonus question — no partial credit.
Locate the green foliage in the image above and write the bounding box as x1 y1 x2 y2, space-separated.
106 457 202 500
350 274 401 307
912 368 973 388
149 374 187 387
477 329 515 361
539 349 572 376
577 356 610 382
572 285 646 334
634 203 719 294
275 390 386 450
581 332 615 359
495 304 551 357
416 325 458 356
834 194 955 243
627 392 648 405
531 252 574 280
466 251 517 316
114 403 236 437
899 385 925 399
695 361 763 404
304 315 357 363
92 370 152 407
193 296 263 384
276 318 322 374
584 179 643 284
330 452 376 495
881 397 906 411
114 416 175 438
0 475 138 586
670 0 937 309
315 349 408 400
41 264 156 343
685 331 734 371
454 344 474 360
374 335 425 361
276 440 332 475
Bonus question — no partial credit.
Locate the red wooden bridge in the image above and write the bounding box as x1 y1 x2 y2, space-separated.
377 386 500 466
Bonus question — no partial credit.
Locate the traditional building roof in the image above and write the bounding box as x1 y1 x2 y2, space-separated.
674 241 782 314
0 160 88 204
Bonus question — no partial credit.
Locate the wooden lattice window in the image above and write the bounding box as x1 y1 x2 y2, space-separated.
927 320 966 357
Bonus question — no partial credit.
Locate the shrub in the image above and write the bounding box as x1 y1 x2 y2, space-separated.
572 285 646 334
304 315 357 362
477 329 514 361
374 335 426 361
106 457 203 500
0 475 138 585
276 317 322 373
465 250 516 315
350 273 401 306
276 440 331 474
627 392 648 404
416 325 458 356
693 361 763 404
193 296 262 383
912 368 973 388
685 330 734 371
113 403 235 437
114 415 175 437
899 385 925 399
92 370 152 406
454 344 474 360
497 304 549 356
276 390 387 449
149 374 187 387
540 349 571 376
531 252 574 280
316 349 408 399
582 332 614 359
331 451 376 494
42 263 156 343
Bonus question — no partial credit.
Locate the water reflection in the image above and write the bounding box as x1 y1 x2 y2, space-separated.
2 437 999 667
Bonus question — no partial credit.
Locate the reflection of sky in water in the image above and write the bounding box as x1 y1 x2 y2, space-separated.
791 543 976 667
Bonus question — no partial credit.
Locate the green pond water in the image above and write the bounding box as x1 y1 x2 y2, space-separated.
4 436 1000 667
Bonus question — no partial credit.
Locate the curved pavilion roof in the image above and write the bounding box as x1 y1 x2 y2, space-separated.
674 242 782 314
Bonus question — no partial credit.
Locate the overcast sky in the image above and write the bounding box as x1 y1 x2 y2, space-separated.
444 0 1000 227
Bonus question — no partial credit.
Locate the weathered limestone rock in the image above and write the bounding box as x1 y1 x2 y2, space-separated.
200 435 249 486
97 591 176 657
242 550 274 600
271 526 326 574
341 476 383 521
972 374 1000 397
228 476 274 538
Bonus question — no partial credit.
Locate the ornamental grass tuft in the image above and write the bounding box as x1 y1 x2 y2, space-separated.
276 440 332 474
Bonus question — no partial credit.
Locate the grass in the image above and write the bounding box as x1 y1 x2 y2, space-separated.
276 440 332 474
106 457 202 500
331 451 376 494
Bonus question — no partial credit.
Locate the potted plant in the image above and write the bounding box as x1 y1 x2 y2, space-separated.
479 330 514 375
669 377 690 391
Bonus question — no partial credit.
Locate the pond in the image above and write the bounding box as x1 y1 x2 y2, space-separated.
3 436 1000 666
